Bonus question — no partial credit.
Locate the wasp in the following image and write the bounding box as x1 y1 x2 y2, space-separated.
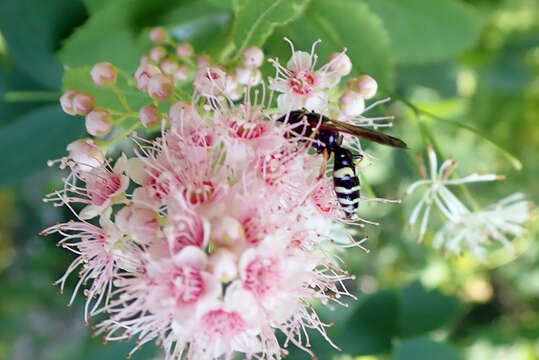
276 109 407 218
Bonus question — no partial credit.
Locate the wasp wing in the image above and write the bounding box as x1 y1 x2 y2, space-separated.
320 119 407 149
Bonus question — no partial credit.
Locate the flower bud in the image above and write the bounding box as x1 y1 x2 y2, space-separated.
224 75 242 101
241 46 264 68
210 216 245 247
347 75 377 99
235 66 261 86
66 139 105 172
149 26 167 44
161 58 179 75
139 104 161 128
193 67 226 97
209 249 238 282
196 54 210 68
173 66 190 82
339 90 365 116
73 92 95 115
328 53 352 76
169 101 200 127
176 42 194 58
90 62 117 87
147 74 174 100
59 90 78 115
149 46 167 63
135 63 161 91
85 109 112 136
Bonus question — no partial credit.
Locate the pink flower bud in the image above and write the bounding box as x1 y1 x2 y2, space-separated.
224 75 242 101
241 46 264 68
90 62 117 87
160 58 179 75
66 139 105 172
72 92 95 115
149 26 167 44
169 101 200 127
356 75 378 99
139 104 161 128
135 63 161 92
147 74 174 100
210 216 245 247
235 66 261 86
176 42 194 58
59 90 78 115
209 249 238 282
196 54 210 68
328 53 352 76
173 66 190 82
85 109 112 136
339 90 365 116
193 67 226 97
149 46 167 63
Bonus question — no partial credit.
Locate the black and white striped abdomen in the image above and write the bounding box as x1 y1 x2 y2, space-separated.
333 167 360 217
332 148 360 218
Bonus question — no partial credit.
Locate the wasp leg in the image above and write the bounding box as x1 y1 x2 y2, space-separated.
353 153 364 168
318 149 329 179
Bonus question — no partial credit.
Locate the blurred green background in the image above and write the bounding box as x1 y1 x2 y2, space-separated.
0 0 538 359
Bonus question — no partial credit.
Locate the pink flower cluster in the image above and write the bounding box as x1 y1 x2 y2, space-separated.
43 33 395 359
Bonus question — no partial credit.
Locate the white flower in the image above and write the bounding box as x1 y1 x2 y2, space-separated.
404 145 503 241
433 193 533 260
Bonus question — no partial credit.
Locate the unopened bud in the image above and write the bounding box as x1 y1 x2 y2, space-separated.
139 104 161 128
339 90 365 116
85 109 112 136
149 46 167 63
60 90 78 115
169 101 200 127
149 26 167 44
173 66 190 82
66 139 105 172
241 46 264 68
73 92 95 115
347 75 377 99
328 53 352 76
193 67 226 97
209 249 238 282
196 54 210 68
224 75 242 101
135 63 161 91
161 58 179 75
147 74 174 100
176 42 194 58
90 62 117 87
235 66 261 86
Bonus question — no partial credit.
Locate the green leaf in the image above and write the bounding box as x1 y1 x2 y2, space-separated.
0 105 85 187
82 0 109 14
62 67 148 112
58 0 186 72
231 0 311 56
0 0 87 88
393 338 461 360
306 0 395 89
339 291 399 355
361 0 482 64
397 282 460 337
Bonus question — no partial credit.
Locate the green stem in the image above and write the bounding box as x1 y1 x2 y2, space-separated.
105 121 141 146
392 93 522 171
111 85 132 112
3 90 61 102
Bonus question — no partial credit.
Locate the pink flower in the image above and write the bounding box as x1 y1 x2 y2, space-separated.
193 67 226 97
269 39 343 113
